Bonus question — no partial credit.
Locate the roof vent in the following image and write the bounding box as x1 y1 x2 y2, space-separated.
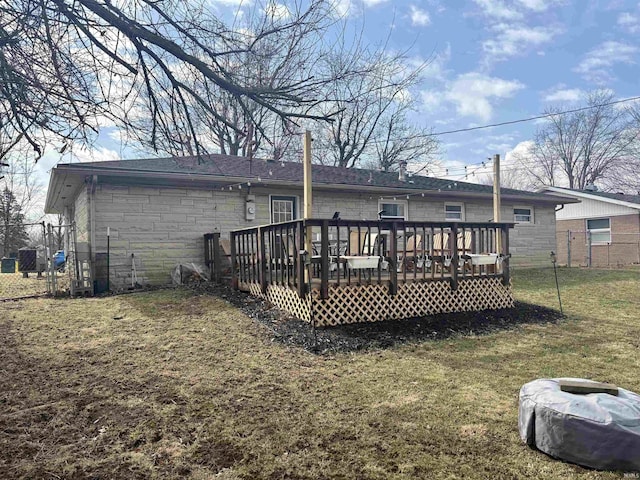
584 183 598 192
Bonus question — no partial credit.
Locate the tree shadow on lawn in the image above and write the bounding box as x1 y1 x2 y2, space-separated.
198 284 564 355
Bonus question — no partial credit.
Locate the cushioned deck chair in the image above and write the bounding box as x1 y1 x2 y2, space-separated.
397 234 425 272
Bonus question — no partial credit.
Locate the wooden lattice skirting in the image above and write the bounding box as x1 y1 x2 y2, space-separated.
240 277 513 327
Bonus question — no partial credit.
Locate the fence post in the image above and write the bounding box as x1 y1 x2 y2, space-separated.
566 230 571 267
47 223 57 295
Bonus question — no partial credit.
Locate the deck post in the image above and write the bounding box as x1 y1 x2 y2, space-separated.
259 227 267 293
297 221 306 298
501 224 510 286
451 222 459 291
230 232 238 289
389 221 398 296
320 220 329 299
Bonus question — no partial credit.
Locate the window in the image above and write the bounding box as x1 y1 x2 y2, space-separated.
514 207 533 223
378 200 408 220
587 218 611 244
444 203 464 221
270 195 297 223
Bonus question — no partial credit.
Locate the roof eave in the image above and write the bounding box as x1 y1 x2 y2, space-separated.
540 186 639 209
54 164 565 205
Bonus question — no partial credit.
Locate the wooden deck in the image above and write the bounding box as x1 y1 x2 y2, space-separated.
209 218 515 326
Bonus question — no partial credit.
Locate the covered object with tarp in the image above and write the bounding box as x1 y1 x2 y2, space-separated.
519 378 640 471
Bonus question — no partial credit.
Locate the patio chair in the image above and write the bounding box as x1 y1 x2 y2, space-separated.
271 234 297 276
430 231 452 271
397 234 427 272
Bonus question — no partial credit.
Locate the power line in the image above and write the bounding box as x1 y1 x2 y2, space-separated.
271 94 640 145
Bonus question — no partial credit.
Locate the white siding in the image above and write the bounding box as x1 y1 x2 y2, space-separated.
556 196 638 220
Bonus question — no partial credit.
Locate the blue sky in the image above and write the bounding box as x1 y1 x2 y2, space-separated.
36 0 640 184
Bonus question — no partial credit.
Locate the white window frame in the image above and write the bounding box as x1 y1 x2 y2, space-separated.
586 217 611 245
444 202 465 221
513 206 534 224
378 199 409 220
269 195 299 224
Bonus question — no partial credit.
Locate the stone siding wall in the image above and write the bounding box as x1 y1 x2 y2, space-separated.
83 183 557 287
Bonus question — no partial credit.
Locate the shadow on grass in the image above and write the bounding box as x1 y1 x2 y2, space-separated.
195 283 564 355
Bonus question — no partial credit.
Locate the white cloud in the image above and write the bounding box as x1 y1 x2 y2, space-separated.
70 146 121 164
473 0 522 20
543 87 585 103
331 0 354 17
618 12 640 33
422 44 451 81
483 23 561 61
410 5 431 26
515 0 564 12
446 72 524 121
207 0 251 5
363 0 387 5
575 41 638 84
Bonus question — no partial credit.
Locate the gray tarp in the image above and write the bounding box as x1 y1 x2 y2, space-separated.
519 378 640 471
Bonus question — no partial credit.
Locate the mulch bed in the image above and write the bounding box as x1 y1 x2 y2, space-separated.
192 283 564 355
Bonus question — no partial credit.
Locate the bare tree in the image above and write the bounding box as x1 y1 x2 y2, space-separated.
0 155 43 221
0 0 344 162
520 90 639 190
312 43 439 170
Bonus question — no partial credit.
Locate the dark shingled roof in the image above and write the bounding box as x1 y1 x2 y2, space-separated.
579 190 640 205
61 154 555 199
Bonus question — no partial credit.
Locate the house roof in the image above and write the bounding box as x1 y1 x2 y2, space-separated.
540 186 640 210
45 154 575 213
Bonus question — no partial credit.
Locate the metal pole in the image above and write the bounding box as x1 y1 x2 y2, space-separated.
106 227 110 292
47 223 57 295
586 230 592 267
550 251 563 315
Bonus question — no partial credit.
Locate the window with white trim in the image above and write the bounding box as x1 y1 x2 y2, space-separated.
514 206 533 223
270 195 297 223
587 218 611 244
378 200 408 220
444 203 464 221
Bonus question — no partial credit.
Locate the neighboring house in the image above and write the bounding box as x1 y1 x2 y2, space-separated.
45 155 571 290
540 186 640 267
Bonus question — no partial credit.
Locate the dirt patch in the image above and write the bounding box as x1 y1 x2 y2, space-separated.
191 283 564 354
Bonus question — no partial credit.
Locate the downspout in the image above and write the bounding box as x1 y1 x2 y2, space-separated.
555 204 564 213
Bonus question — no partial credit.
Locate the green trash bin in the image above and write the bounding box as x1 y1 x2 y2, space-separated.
1 257 16 273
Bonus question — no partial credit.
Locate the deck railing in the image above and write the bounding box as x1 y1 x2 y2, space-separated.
224 219 514 298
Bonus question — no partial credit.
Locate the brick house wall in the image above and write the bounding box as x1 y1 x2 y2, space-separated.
74 183 557 288
555 214 640 266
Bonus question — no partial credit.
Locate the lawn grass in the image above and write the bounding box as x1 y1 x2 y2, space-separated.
1 267 639 479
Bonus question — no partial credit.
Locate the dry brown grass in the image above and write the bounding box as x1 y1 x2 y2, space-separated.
1 267 639 479
0 270 70 299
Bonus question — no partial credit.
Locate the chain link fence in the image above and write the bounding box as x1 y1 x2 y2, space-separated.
557 230 640 267
0 222 72 300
